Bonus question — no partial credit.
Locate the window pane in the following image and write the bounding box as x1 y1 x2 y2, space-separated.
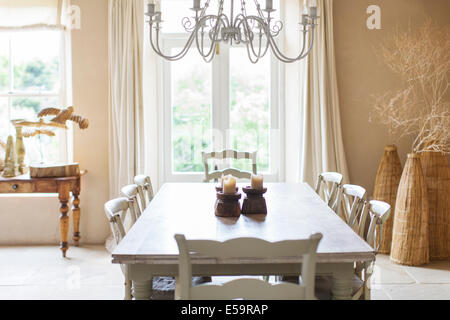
11 96 61 164
0 97 9 140
160 0 191 33
171 48 212 173
229 48 270 173
12 31 60 93
0 33 9 93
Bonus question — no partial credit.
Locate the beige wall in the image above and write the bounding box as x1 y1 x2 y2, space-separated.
71 0 110 244
333 0 450 195
0 0 110 245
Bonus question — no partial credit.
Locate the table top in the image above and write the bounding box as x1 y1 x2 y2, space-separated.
0 170 87 182
112 183 375 265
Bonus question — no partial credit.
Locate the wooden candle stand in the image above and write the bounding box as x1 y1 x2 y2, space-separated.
242 187 267 215
215 192 241 218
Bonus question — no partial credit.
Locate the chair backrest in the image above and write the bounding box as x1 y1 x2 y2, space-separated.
121 184 142 221
359 200 391 252
174 233 323 300
315 172 343 212
104 198 132 245
202 150 257 182
134 175 154 210
338 184 367 227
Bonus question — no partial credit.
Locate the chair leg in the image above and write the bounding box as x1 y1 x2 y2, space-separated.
364 270 372 300
124 279 132 300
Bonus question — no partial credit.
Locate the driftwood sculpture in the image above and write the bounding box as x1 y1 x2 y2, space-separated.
22 129 56 138
38 106 89 130
15 119 68 130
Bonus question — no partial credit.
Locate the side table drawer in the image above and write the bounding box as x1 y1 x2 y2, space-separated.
0 181 35 193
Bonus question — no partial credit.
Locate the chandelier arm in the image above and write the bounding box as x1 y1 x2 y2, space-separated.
149 23 196 61
239 15 270 59
267 27 312 63
196 15 227 60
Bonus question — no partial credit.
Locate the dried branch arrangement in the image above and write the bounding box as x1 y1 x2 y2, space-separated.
371 19 450 154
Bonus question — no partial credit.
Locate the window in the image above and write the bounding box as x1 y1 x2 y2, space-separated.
159 0 283 182
0 30 67 164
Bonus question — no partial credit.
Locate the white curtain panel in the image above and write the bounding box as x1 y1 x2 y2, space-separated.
108 0 145 198
298 0 349 186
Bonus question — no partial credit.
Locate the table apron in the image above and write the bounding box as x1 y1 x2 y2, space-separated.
127 262 352 281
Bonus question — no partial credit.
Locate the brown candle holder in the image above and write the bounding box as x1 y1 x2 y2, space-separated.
215 192 241 218
241 187 268 215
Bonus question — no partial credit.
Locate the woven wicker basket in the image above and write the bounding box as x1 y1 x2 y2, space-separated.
391 153 429 266
373 145 403 254
420 152 450 260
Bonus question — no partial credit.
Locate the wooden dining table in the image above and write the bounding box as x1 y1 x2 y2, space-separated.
112 183 375 300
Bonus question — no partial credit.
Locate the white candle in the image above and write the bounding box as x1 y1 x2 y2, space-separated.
193 0 200 9
223 176 237 194
310 7 317 18
251 174 264 190
266 0 273 10
220 174 225 188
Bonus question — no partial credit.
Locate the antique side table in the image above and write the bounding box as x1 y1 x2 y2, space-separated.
0 171 87 257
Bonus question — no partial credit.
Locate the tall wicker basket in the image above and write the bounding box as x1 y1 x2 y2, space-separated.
391 153 429 266
420 152 450 260
373 145 403 254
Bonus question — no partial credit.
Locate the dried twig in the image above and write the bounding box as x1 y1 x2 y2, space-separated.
370 19 450 154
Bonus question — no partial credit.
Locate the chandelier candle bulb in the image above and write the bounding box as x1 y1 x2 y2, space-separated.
251 174 264 190
193 0 201 9
223 176 237 194
147 3 155 15
266 0 273 10
309 7 317 19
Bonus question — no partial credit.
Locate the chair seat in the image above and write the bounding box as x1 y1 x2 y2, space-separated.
314 275 364 300
150 277 212 300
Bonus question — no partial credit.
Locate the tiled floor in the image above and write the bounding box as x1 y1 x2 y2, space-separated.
0 245 449 300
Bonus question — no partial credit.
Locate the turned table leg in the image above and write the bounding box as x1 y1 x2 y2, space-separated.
72 188 81 246
331 263 354 300
58 183 71 258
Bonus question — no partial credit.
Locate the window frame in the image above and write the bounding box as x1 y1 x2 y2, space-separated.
160 33 284 183
0 29 69 164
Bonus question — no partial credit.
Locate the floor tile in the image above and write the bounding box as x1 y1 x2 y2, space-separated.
372 255 416 285
381 284 450 300
401 260 450 284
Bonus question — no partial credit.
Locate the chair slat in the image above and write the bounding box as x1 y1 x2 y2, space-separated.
202 150 257 183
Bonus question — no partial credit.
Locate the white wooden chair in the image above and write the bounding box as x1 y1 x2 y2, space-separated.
134 175 154 211
314 172 343 213
105 197 179 300
315 200 391 300
104 198 134 300
202 150 257 182
337 184 367 227
174 233 323 300
120 184 142 222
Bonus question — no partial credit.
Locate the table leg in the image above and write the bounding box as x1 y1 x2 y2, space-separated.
133 280 153 300
58 183 71 258
72 191 81 246
331 263 354 300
